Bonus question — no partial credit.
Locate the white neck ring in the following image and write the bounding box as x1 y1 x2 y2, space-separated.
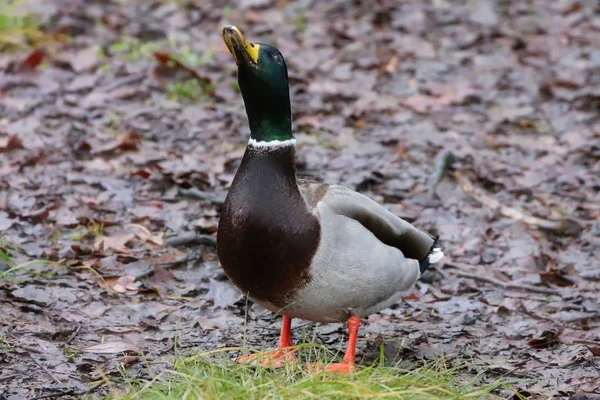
248 138 296 149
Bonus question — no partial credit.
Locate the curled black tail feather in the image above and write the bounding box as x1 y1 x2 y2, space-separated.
419 236 442 274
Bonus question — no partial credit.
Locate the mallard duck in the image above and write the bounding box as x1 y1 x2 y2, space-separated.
217 26 443 373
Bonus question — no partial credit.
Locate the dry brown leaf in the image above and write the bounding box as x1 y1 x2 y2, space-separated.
99 326 142 334
528 330 561 349
21 207 52 223
129 224 164 246
539 270 575 287
587 346 600 357
400 94 433 114
401 84 477 114
384 55 399 73
20 49 45 70
108 275 139 293
151 265 176 284
122 355 138 366
81 340 140 354
70 47 99 72
92 133 141 156
402 292 420 301
153 51 211 83
94 233 135 253
0 135 23 152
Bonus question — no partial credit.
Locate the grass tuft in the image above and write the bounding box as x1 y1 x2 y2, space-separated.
0 1 62 50
103 346 508 400
108 38 162 60
294 9 307 32
0 10 39 49
166 78 215 102
0 247 60 281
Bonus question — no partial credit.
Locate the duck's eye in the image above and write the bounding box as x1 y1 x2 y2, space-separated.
273 55 282 64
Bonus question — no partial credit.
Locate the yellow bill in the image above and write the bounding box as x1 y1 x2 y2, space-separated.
222 25 260 66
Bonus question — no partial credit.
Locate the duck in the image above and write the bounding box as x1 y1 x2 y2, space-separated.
217 25 444 373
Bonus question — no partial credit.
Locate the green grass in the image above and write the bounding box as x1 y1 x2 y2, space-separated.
166 78 215 102
107 36 213 67
101 346 510 400
0 1 60 50
63 346 80 361
108 38 162 60
294 9 307 32
105 36 215 103
0 246 59 281
0 335 13 350
0 6 40 49
173 44 214 68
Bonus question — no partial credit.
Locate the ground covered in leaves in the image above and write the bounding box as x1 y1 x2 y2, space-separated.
1 0 599 399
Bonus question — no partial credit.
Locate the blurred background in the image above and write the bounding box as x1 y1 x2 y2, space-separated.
1 0 599 398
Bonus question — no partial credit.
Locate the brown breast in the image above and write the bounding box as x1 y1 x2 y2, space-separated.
217 145 320 306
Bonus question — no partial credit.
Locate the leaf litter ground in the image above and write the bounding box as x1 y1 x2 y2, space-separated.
0 0 599 399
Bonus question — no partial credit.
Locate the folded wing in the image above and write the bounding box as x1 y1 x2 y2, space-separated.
306 184 436 260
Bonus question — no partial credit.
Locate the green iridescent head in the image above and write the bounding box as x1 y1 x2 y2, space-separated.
222 26 292 142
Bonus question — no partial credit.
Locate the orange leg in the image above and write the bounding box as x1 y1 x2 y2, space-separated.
308 315 360 374
237 315 297 368
278 314 293 347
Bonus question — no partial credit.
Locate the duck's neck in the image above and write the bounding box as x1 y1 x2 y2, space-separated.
246 117 295 148
241 84 293 143
240 84 296 177
248 120 293 143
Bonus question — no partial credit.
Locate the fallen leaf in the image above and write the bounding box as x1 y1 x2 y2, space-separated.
400 94 433 114
562 1 581 15
402 292 420 301
11 286 51 305
70 47 99 72
209 280 243 308
195 317 221 331
401 83 477 113
101 13 127 31
21 207 52 223
92 133 141 156
153 51 211 83
81 340 140 354
94 233 135 253
151 265 176 284
99 326 142 334
528 330 560 349
129 224 164 246
82 158 114 172
147 265 179 297
540 270 575 287
587 346 600 357
103 275 139 293
20 49 45 70
384 55 399 73
0 135 23 152
122 355 138 366
0 212 15 230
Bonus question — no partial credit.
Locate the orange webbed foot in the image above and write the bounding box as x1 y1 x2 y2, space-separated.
306 315 360 374
306 360 355 374
237 315 297 368
237 348 298 368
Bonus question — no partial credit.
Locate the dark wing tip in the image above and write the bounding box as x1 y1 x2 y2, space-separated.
419 236 443 274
